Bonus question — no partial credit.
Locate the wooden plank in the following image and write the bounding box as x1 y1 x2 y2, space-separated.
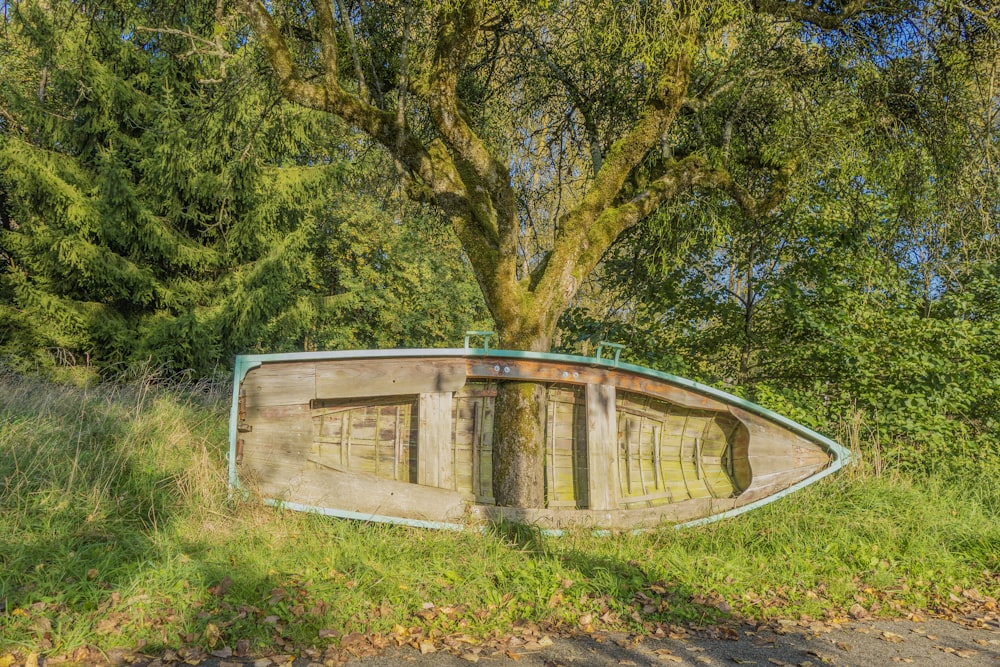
467 359 732 411
482 494 743 530
243 363 316 407
728 406 829 488
418 392 454 489
586 383 618 511
275 465 475 523
316 359 465 399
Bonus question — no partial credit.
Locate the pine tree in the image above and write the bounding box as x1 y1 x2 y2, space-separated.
0 0 487 376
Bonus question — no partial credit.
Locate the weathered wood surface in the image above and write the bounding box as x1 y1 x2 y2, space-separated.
243 362 316 408
235 353 840 529
728 405 830 495
586 383 619 511
467 358 733 411
261 463 476 523
418 392 455 489
317 358 465 398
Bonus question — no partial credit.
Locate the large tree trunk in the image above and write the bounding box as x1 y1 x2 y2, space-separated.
493 380 547 508
491 319 553 508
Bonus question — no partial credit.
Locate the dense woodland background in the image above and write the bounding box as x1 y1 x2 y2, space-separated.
1 0 998 478
1 3 999 657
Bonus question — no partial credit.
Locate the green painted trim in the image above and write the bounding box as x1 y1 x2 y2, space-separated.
228 357 262 494
464 331 495 353
596 341 626 366
264 499 467 531
230 347 853 528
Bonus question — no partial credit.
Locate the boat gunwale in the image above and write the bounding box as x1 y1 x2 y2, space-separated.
228 347 854 530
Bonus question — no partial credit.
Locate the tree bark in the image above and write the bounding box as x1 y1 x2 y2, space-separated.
493 380 547 508
490 316 552 508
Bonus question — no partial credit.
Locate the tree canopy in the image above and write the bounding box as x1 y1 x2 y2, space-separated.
0 0 996 507
237 0 999 506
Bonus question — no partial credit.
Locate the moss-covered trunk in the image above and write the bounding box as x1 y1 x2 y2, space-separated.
492 379 547 508
491 321 553 508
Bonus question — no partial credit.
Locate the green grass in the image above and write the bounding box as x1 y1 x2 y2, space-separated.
1 369 997 661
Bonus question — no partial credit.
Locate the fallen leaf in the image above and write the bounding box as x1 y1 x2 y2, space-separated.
460 653 480 663
25 654 39 667
204 623 220 647
849 604 868 620
419 641 436 655
881 632 905 643
806 649 837 663
955 649 979 659
210 576 233 597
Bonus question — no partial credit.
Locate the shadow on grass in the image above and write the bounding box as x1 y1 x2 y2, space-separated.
0 372 240 654
1 371 744 660
485 520 731 627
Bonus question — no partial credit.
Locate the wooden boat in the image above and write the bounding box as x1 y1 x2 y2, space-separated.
228 339 851 531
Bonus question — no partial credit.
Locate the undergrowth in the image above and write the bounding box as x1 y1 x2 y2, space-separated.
1 370 997 659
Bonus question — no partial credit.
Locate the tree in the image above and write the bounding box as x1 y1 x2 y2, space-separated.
0 0 487 377
566 2 1000 477
234 0 999 508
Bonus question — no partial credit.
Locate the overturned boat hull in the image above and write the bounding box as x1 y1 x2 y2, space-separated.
228 348 851 530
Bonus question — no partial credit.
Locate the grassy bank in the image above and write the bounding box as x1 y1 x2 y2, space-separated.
1 370 997 662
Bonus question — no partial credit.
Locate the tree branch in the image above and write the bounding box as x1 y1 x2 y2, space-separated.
754 0 874 29
535 154 714 322
428 1 511 252
335 0 368 101
520 27 604 176
313 0 339 90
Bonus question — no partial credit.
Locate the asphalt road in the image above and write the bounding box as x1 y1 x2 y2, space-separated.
348 618 998 667
167 618 998 667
